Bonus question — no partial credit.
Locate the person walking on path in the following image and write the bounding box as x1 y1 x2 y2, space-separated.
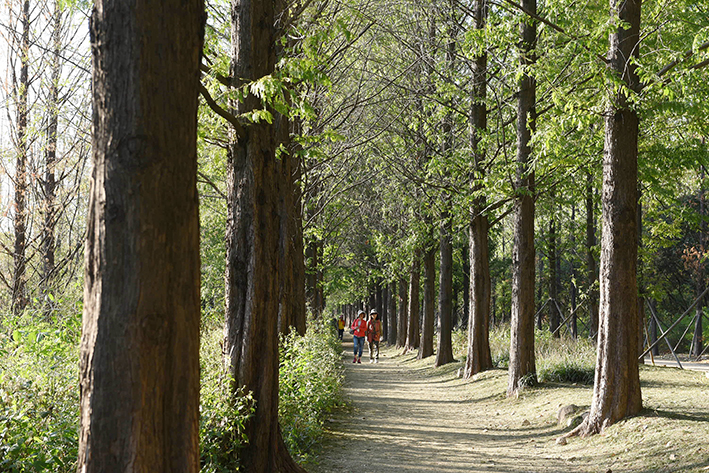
367 308 382 363
337 314 346 341
351 310 367 363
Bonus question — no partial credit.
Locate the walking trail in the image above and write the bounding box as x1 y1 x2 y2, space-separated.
308 337 586 473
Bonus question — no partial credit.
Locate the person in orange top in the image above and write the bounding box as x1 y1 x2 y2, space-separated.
351 310 367 363
337 314 345 341
366 308 382 363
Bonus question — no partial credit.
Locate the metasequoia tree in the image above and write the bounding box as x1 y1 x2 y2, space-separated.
508 0 537 396
418 244 436 359
464 0 493 378
405 248 421 352
573 0 643 436
388 279 398 344
11 0 30 315
40 0 62 314
222 0 307 470
78 0 204 470
586 170 599 338
435 1 458 368
397 276 408 347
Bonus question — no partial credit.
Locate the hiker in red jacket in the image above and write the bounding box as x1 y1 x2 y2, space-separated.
367 308 382 363
351 310 367 363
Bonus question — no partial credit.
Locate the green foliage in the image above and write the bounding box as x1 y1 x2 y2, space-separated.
0 310 81 473
199 319 255 473
279 317 345 461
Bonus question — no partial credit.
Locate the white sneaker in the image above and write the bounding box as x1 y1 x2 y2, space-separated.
375 359 379 363
369 359 374 363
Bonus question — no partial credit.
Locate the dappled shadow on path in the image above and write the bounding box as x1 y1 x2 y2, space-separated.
309 340 587 473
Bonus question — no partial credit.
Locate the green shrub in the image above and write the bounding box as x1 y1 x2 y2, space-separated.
199 318 254 473
279 317 344 461
0 309 80 473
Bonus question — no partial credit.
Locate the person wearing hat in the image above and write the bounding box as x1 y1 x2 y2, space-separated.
351 310 367 363
367 308 382 363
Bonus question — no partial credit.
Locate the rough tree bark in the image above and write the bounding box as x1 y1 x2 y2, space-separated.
223 0 307 471
418 245 436 359
574 0 643 436
388 280 398 345
464 0 493 378
277 118 306 336
78 0 204 470
41 1 61 314
693 166 705 357
12 0 30 316
508 0 537 397
405 249 421 352
382 284 389 342
586 170 599 338
397 277 409 348
549 206 560 337
436 212 456 366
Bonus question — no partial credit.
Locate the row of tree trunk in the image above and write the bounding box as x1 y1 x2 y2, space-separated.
79 0 308 471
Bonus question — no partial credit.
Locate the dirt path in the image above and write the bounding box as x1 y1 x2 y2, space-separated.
308 338 584 473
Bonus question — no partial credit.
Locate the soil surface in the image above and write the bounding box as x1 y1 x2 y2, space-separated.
307 336 709 473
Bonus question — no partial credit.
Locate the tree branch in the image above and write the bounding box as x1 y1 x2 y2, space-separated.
199 83 246 138
657 40 709 77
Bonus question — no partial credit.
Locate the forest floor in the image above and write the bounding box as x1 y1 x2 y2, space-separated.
305 336 709 473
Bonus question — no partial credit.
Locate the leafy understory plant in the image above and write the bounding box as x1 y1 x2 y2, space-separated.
279 317 345 461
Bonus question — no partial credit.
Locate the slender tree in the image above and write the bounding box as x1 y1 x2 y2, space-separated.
418 244 436 359
78 0 204 469
388 279 398 344
405 248 421 352
11 0 30 315
397 276 408 347
40 0 62 316
508 0 538 397
586 170 599 338
464 0 493 378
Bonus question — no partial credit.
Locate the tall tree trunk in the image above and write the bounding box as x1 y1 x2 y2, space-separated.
418 245 436 359
436 213 455 366
388 280 397 345
277 119 306 336
577 0 643 436
587 170 599 338
464 0 493 378
508 0 537 397
12 0 30 316
549 207 560 337
382 284 389 342
406 249 421 352
397 276 408 348
693 166 705 358
41 1 61 316
649 298 659 356
465 210 493 376
78 0 204 470
570 205 578 339
223 1 306 470
376 281 383 316
462 241 470 328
